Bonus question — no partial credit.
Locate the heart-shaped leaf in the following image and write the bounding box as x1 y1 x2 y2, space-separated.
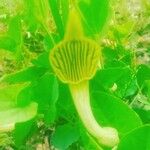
91 91 142 137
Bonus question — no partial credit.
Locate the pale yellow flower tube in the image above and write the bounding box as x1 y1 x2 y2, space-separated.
50 8 119 148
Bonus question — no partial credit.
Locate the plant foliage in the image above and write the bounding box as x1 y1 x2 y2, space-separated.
0 0 150 149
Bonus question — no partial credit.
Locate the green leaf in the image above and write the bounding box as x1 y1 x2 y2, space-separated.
23 0 38 31
48 0 64 38
56 83 76 123
102 47 133 67
134 108 150 124
0 36 16 52
51 123 80 150
32 52 51 69
61 0 69 28
0 83 27 111
0 102 37 132
3 66 47 84
0 16 21 52
144 80 150 100
31 73 59 124
0 84 37 132
102 47 118 61
17 85 32 107
92 67 131 88
104 60 127 68
43 34 61 50
8 16 22 45
14 119 35 147
91 67 132 97
91 92 142 137
137 65 150 87
117 125 150 150
78 0 109 36
33 0 51 24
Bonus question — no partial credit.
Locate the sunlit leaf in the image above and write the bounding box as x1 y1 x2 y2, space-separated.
118 125 150 150
0 84 37 132
31 73 59 124
137 65 150 87
51 123 80 150
14 119 36 147
91 92 142 136
3 66 47 84
78 0 109 36
91 67 133 98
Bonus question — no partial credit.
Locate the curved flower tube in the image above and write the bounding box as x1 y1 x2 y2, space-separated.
50 8 119 147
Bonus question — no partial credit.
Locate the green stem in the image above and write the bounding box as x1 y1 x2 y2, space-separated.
69 81 119 148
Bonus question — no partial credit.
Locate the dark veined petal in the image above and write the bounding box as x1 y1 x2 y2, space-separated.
50 38 100 84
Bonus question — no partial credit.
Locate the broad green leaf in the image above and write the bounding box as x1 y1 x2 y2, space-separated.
0 16 21 52
144 80 150 100
3 66 47 84
104 60 127 68
31 73 59 124
102 47 118 61
43 34 61 51
8 15 22 45
92 67 131 88
0 36 16 52
8 15 27 62
91 67 133 98
124 76 138 98
17 85 32 107
134 108 150 124
51 123 80 150
91 92 142 137
14 119 36 147
117 125 150 150
44 34 55 50
0 84 37 132
32 52 51 69
102 47 133 67
56 83 76 123
78 0 109 36
137 64 150 87
0 83 27 110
